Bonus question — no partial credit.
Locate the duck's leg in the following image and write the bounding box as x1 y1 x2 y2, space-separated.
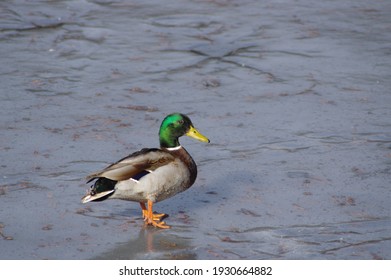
139 202 165 221
139 201 170 229
140 202 148 219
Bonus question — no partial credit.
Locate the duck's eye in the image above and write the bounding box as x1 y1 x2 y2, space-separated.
178 119 184 125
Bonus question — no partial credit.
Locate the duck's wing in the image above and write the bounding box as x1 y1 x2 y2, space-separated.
86 148 176 182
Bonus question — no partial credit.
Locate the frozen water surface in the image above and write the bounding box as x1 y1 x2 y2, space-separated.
0 0 390 259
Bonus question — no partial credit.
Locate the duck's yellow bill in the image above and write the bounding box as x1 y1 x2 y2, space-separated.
186 125 210 143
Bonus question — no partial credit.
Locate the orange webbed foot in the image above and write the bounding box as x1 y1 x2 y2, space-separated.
139 201 171 229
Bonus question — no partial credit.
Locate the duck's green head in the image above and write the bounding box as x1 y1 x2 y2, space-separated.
159 113 210 148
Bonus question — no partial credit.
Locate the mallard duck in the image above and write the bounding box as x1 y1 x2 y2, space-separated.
81 113 210 229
